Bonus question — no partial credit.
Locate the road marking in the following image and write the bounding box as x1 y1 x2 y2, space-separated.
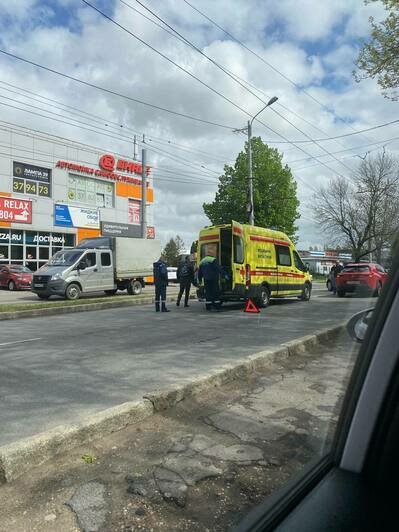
0 337 42 347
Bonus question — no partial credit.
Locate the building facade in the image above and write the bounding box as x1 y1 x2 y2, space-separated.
0 125 154 271
298 250 352 274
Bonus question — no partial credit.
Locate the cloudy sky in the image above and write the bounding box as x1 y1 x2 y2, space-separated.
0 0 398 249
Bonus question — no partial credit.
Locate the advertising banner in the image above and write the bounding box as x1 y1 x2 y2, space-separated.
54 204 99 229
101 221 141 238
13 161 51 183
128 199 141 225
0 196 32 224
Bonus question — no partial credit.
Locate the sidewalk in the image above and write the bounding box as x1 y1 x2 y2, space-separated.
0 334 359 531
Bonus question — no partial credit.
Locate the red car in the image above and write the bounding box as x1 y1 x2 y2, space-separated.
0 264 33 291
336 262 388 297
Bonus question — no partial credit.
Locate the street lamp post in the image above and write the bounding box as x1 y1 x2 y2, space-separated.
247 96 278 225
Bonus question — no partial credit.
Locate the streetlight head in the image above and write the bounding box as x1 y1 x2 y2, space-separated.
267 96 278 106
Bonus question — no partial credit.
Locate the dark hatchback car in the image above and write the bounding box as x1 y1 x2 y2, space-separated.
0 264 33 291
336 262 388 297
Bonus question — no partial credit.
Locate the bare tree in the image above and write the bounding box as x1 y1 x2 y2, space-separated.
313 150 399 262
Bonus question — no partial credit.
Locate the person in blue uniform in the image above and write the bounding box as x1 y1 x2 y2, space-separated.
153 257 170 312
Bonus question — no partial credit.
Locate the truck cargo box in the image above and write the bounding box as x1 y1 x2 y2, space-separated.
114 237 161 278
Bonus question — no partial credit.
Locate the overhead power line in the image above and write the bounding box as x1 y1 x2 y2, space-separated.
0 49 235 129
181 0 376 143
0 98 221 177
0 80 235 165
84 1 357 181
82 0 260 123
121 0 359 174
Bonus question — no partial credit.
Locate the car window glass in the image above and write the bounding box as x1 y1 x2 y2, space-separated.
276 245 292 266
343 265 370 273
293 250 305 271
85 252 96 267
101 252 111 266
233 235 244 264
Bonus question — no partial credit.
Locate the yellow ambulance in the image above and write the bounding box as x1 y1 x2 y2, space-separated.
197 221 312 307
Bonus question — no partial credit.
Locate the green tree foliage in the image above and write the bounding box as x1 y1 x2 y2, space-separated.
354 0 399 100
203 137 300 241
161 235 185 266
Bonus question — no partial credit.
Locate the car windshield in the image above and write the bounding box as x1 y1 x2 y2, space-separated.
343 265 370 273
1 1 399 530
10 265 31 273
48 250 84 266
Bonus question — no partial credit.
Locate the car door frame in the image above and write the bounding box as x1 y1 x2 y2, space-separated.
77 251 102 292
234 244 399 531
99 249 114 290
275 244 302 296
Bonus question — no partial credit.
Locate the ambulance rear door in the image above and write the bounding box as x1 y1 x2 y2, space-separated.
231 221 245 292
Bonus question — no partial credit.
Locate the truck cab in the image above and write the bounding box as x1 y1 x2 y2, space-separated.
31 246 116 300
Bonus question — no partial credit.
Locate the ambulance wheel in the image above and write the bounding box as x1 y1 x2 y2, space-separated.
257 285 270 308
299 283 312 301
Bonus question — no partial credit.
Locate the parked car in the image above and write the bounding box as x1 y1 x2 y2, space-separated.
336 262 388 297
0 264 33 290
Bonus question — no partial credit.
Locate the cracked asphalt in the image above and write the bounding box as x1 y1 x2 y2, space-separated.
0 331 360 531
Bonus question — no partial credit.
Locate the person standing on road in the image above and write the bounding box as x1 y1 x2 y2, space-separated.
153 257 170 312
198 249 224 311
176 256 194 307
331 260 344 295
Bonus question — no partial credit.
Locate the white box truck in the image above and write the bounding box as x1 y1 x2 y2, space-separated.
31 236 161 300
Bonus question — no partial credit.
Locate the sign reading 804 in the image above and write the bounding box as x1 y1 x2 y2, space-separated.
13 177 51 197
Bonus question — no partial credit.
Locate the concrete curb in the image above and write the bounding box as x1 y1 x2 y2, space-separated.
0 322 346 483
0 294 195 321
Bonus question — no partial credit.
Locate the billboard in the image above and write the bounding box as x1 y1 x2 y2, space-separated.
54 204 99 229
0 196 32 224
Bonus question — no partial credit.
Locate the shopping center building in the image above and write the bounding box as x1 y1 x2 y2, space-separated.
0 124 155 271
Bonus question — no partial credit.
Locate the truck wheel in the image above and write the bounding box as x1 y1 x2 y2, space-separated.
299 283 312 301
65 283 81 300
257 285 270 308
127 280 142 296
337 290 346 298
105 289 118 296
37 294 50 300
326 279 332 291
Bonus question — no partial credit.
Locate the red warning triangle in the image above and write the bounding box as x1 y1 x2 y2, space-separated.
244 298 260 313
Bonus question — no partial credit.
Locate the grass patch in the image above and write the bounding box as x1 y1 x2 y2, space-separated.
0 293 155 313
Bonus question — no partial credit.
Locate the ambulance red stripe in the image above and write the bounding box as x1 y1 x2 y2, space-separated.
249 235 289 246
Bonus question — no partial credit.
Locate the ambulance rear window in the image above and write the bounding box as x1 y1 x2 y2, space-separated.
233 236 244 263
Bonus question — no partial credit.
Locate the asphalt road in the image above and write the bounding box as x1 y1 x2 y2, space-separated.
0 287 373 446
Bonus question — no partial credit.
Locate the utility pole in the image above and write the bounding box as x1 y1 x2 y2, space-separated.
133 135 137 160
242 96 278 225
247 120 254 225
141 148 147 239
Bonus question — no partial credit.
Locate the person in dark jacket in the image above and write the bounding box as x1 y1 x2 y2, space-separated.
198 252 224 311
176 256 194 307
153 257 170 312
330 260 344 295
